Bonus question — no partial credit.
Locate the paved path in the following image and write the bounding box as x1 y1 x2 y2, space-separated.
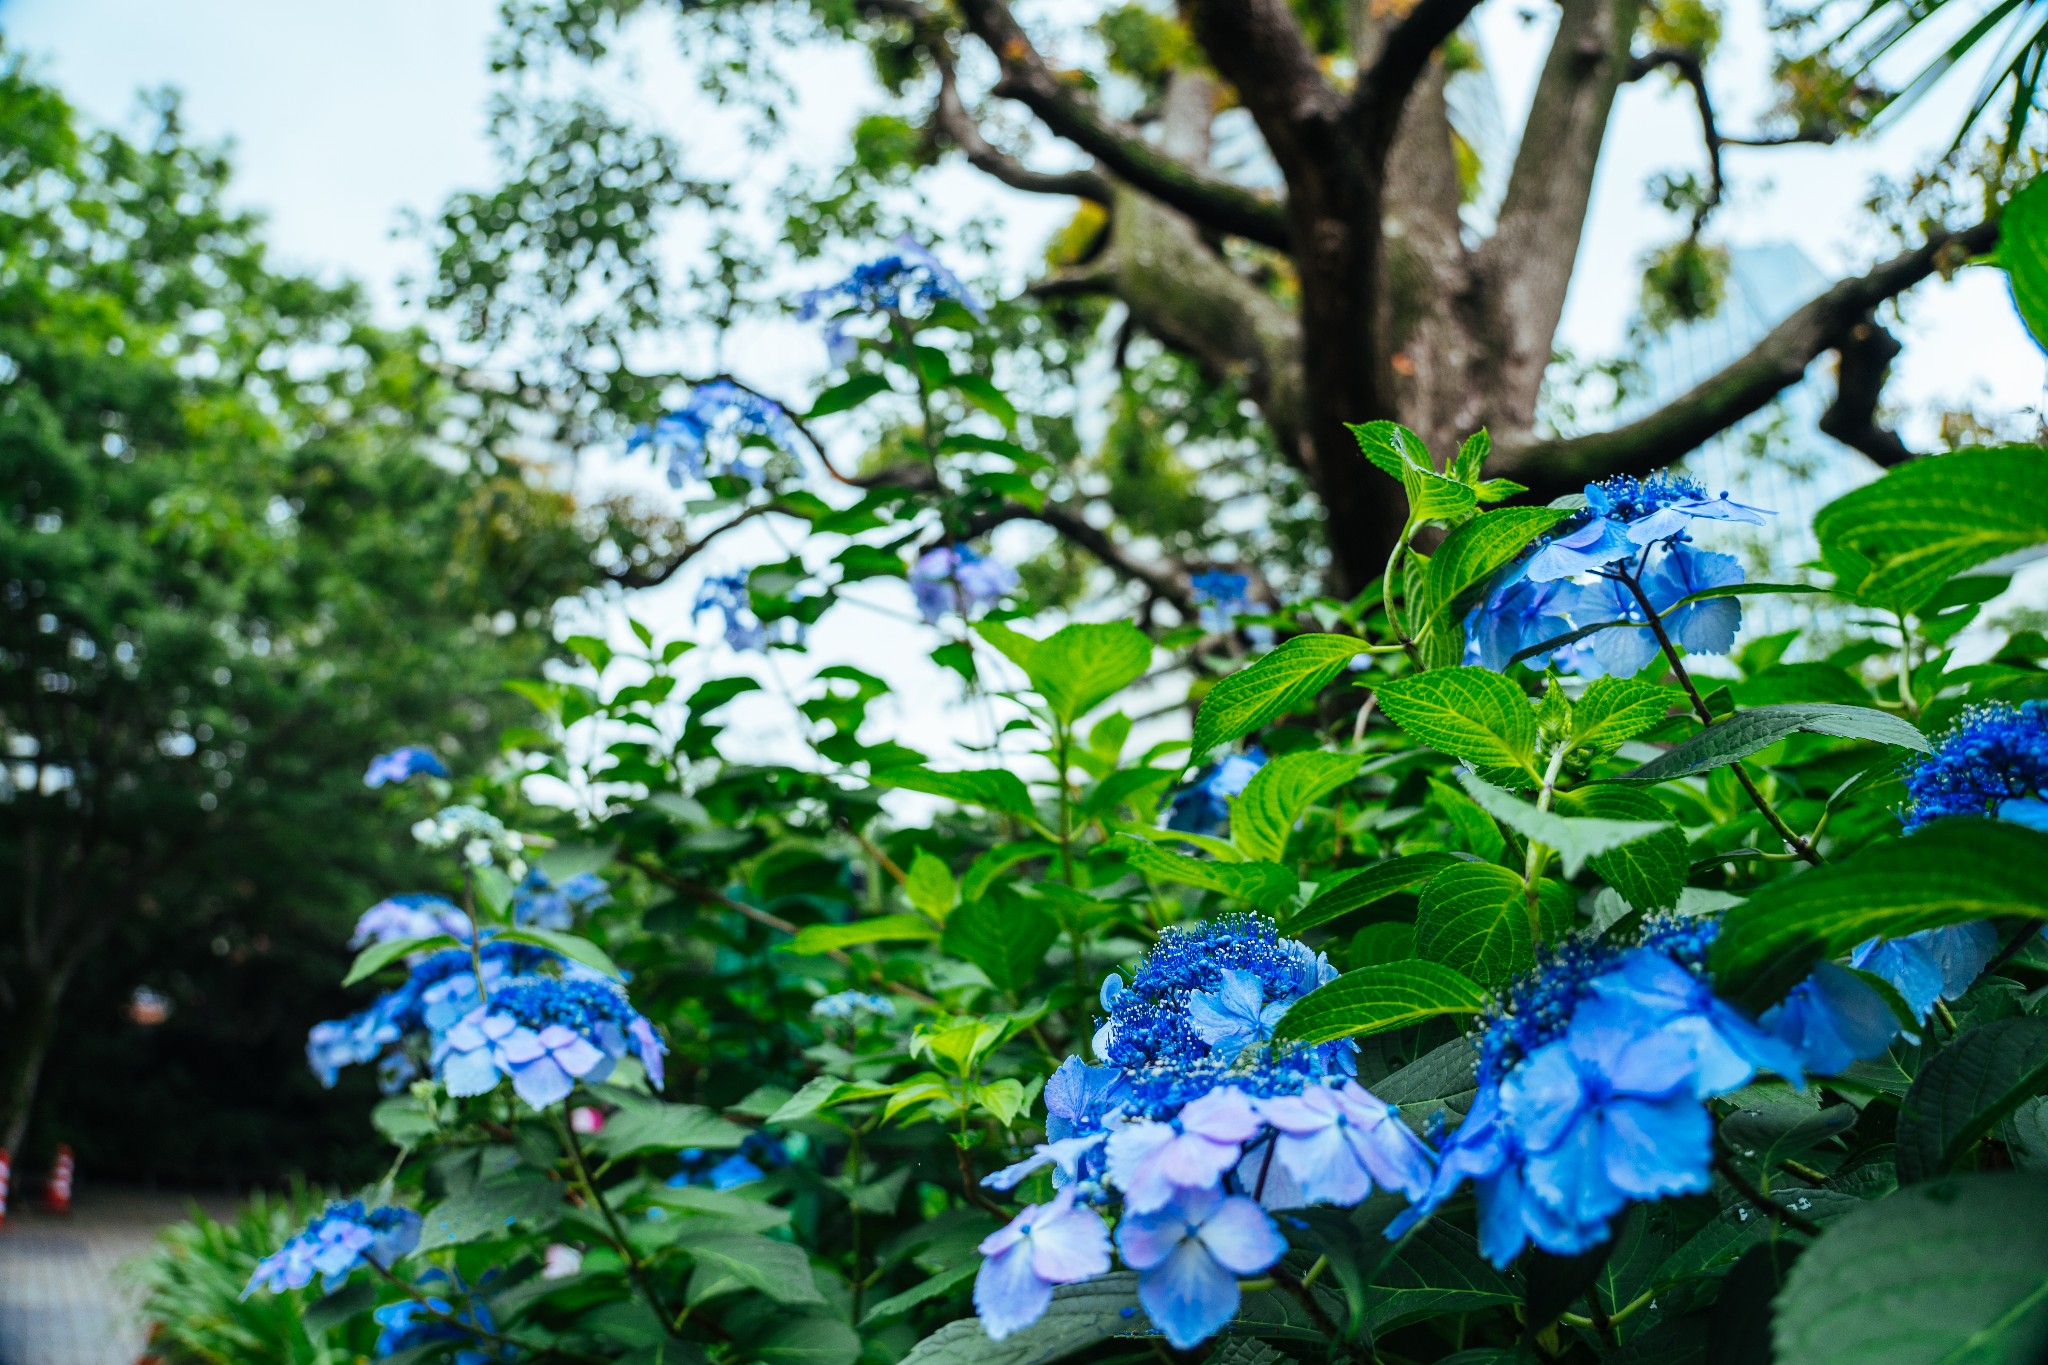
0 1190 230 1365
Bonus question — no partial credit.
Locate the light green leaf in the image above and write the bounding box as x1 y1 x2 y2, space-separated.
591 1096 749 1158
1456 771 1671 879
977 621 1151 724
1403 463 1478 522
872 767 1037 821
1414 862 1533 986
496 926 625 979
1896 1017 2048 1184
537 841 617 883
1412 507 1573 669
1452 428 1491 484
1230 751 1365 862
1711 822 2048 1007
898 1274 1146 1365
1772 1174 2048 1365
1287 851 1474 933
767 1076 848 1126
1112 835 1298 910
1815 445 2048 611
787 914 941 955
1373 667 1537 776
905 850 958 920
1425 776 1506 862
941 895 1058 993
1189 634 1371 760
1570 678 1682 752
341 934 459 988
2002 175 2048 351
1276 959 1492 1044
1348 420 1427 479
959 841 1057 902
474 864 516 917
1613 703 1927 784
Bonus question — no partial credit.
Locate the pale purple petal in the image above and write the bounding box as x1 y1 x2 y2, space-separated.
1136 1240 1241 1351
1195 1194 1287 1275
974 1242 1054 1340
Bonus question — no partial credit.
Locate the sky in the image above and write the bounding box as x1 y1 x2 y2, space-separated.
6 0 2044 775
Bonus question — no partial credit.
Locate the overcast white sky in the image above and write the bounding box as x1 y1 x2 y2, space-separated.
6 0 2043 774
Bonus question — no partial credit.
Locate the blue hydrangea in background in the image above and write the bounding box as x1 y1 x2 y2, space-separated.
693 571 804 652
372 1272 503 1364
1165 749 1265 837
1189 570 1253 634
629 379 800 488
364 745 448 788
811 990 896 1021
244 1201 420 1297
513 869 612 931
672 1132 792 1191
305 938 561 1088
796 237 986 365
909 545 1017 624
348 893 467 949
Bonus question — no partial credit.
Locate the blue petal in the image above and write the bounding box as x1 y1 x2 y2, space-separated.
1136 1239 1241 1350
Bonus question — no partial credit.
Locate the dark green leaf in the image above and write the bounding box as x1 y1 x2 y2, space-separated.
591 1096 750 1158
808 373 892 418
1559 787 1688 911
1458 771 1671 879
677 1230 824 1305
897 1273 1146 1365
942 894 1059 993
1276 958 1491 1044
1415 862 1533 986
496 926 625 979
1896 1016 2048 1183
1231 750 1364 862
1815 446 2048 611
1374 668 1537 776
1612 704 1927 784
342 934 459 987
1112 835 1298 910
417 1173 562 1249
1288 851 1473 933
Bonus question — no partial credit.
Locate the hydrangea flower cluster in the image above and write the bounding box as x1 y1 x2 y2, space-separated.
412 805 526 874
629 379 801 489
693 572 803 652
1465 474 1769 676
909 545 1017 624
672 1132 792 1192
811 990 896 1021
513 868 612 931
364 745 448 787
974 916 1430 1350
373 1294 501 1365
1166 749 1266 837
435 975 667 1109
244 1201 420 1297
1410 918 1904 1267
1190 571 1253 633
1901 700 2048 832
349 893 468 949
305 938 559 1088
796 237 985 365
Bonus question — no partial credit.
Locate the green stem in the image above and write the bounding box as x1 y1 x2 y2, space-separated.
461 864 489 1004
1523 741 1568 939
553 1109 678 1337
373 1262 606 1364
1380 517 1420 665
1895 609 1918 715
848 1125 865 1323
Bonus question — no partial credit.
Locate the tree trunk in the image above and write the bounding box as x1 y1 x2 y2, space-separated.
1 969 67 1158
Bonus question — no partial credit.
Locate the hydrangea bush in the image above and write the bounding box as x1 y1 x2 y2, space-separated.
212 253 2048 1365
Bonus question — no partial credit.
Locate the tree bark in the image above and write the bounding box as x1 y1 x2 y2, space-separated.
1 969 68 1158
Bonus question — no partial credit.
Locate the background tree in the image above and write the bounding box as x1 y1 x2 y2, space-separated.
422 0 2029 606
0 58 606 1174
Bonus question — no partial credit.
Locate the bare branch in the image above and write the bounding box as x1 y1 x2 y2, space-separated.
937 0 1293 247
1495 217 1999 484
1630 48 1724 232
607 502 787 589
929 43 1112 201
1352 0 1486 145
972 501 1196 615
1818 312 1915 467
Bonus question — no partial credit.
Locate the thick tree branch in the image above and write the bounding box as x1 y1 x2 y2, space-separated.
1818 312 1915 467
1180 0 1343 167
940 0 1292 247
928 40 1111 201
1495 218 1999 484
1352 0 1487 146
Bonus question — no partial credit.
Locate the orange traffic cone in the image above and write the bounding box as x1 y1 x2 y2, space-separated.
43 1145 72 1214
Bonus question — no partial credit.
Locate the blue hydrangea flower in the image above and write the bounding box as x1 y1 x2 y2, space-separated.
1250 1080 1434 1207
365 746 448 787
694 572 769 652
1583 949 1804 1094
244 1202 420 1297
1638 545 1743 655
1106 1087 1264 1212
372 1273 502 1364
629 379 799 488
1761 961 1903 1076
350 893 467 949
1186 969 1291 1061
1190 571 1254 634
1902 701 2048 831
1044 1056 1129 1144
974 1188 1114 1341
513 869 611 931
1525 516 1638 583
672 1133 790 1191
811 990 897 1021
1466 568 1578 671
1113 1184 1286 1350
306 939 560 1087
1165 750 1266 838
909 545 1017 624
433 976 667 1109
796 237 986 365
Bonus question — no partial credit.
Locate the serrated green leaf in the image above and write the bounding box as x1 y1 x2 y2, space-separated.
1415 862 1534 986
341 934 459 988
1772 1174 2048 1365
1815 446 2048 611
1373 667 1538 776
593 1096 750 1158
1413 508 1573 669
1452 428 1491 483
1896 1016 2048 1183
677 1230 824 1306
1570 678 1681 751
1230 750 1364 862
898 1273 1146 1365
1348 420 1427 479
1426 775 1507 862
1403 462 1478 522
977 621 1151 724
1189 634 1371 759
1613 703 1927 784
1711 822 2048 1007
1112 835 1298 910
787 914 941 955
1558 786 1688 911
872 767 1037 820
905 850 958 919
417 1173 561 1249
941 894 1058 993
1457 771 1671 879
1288 851 1474 933
1276 958 1492 1044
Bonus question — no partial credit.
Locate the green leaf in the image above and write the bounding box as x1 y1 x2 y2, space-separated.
860 1264 978 1326
808 373 892 418
417 1173 562 1249
677 1230 825 1306
872 768 1036 821
1612 703 1927 784
977 621 1151 724
898 1273 1146 1365
341 934 458 987
1896 1017 2048 1183
1348 420 1427 479
1414 862 1534 986
474 864 516 918
941 894 1059 993
1711 822 2048 1006
1275 958 1492 1044
1230 751 1364 862
787 914 941 955
1078 767 1175 820
1557 787 1688 911
747 1316 861 1365
592 1096 750 1158
1412 507 1573 669
1570 678 1682 752
1112 835 1299 910
370 1096 437 1146
1288 852 1474 933
1452 428 1491 483
905 850 958 920
2004 175 2048 350
1403 462 1478 522
1358 1220 1523 1336
959 841 1056 902
950 373 1018 426
1189 634 1371 760
1457 771 1671 879
1373 668 1537 776
496 926 625 979
1426 776 1507 862
1772 1174 2048 1365
1815 446 2048 611
767 1076 847 1125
